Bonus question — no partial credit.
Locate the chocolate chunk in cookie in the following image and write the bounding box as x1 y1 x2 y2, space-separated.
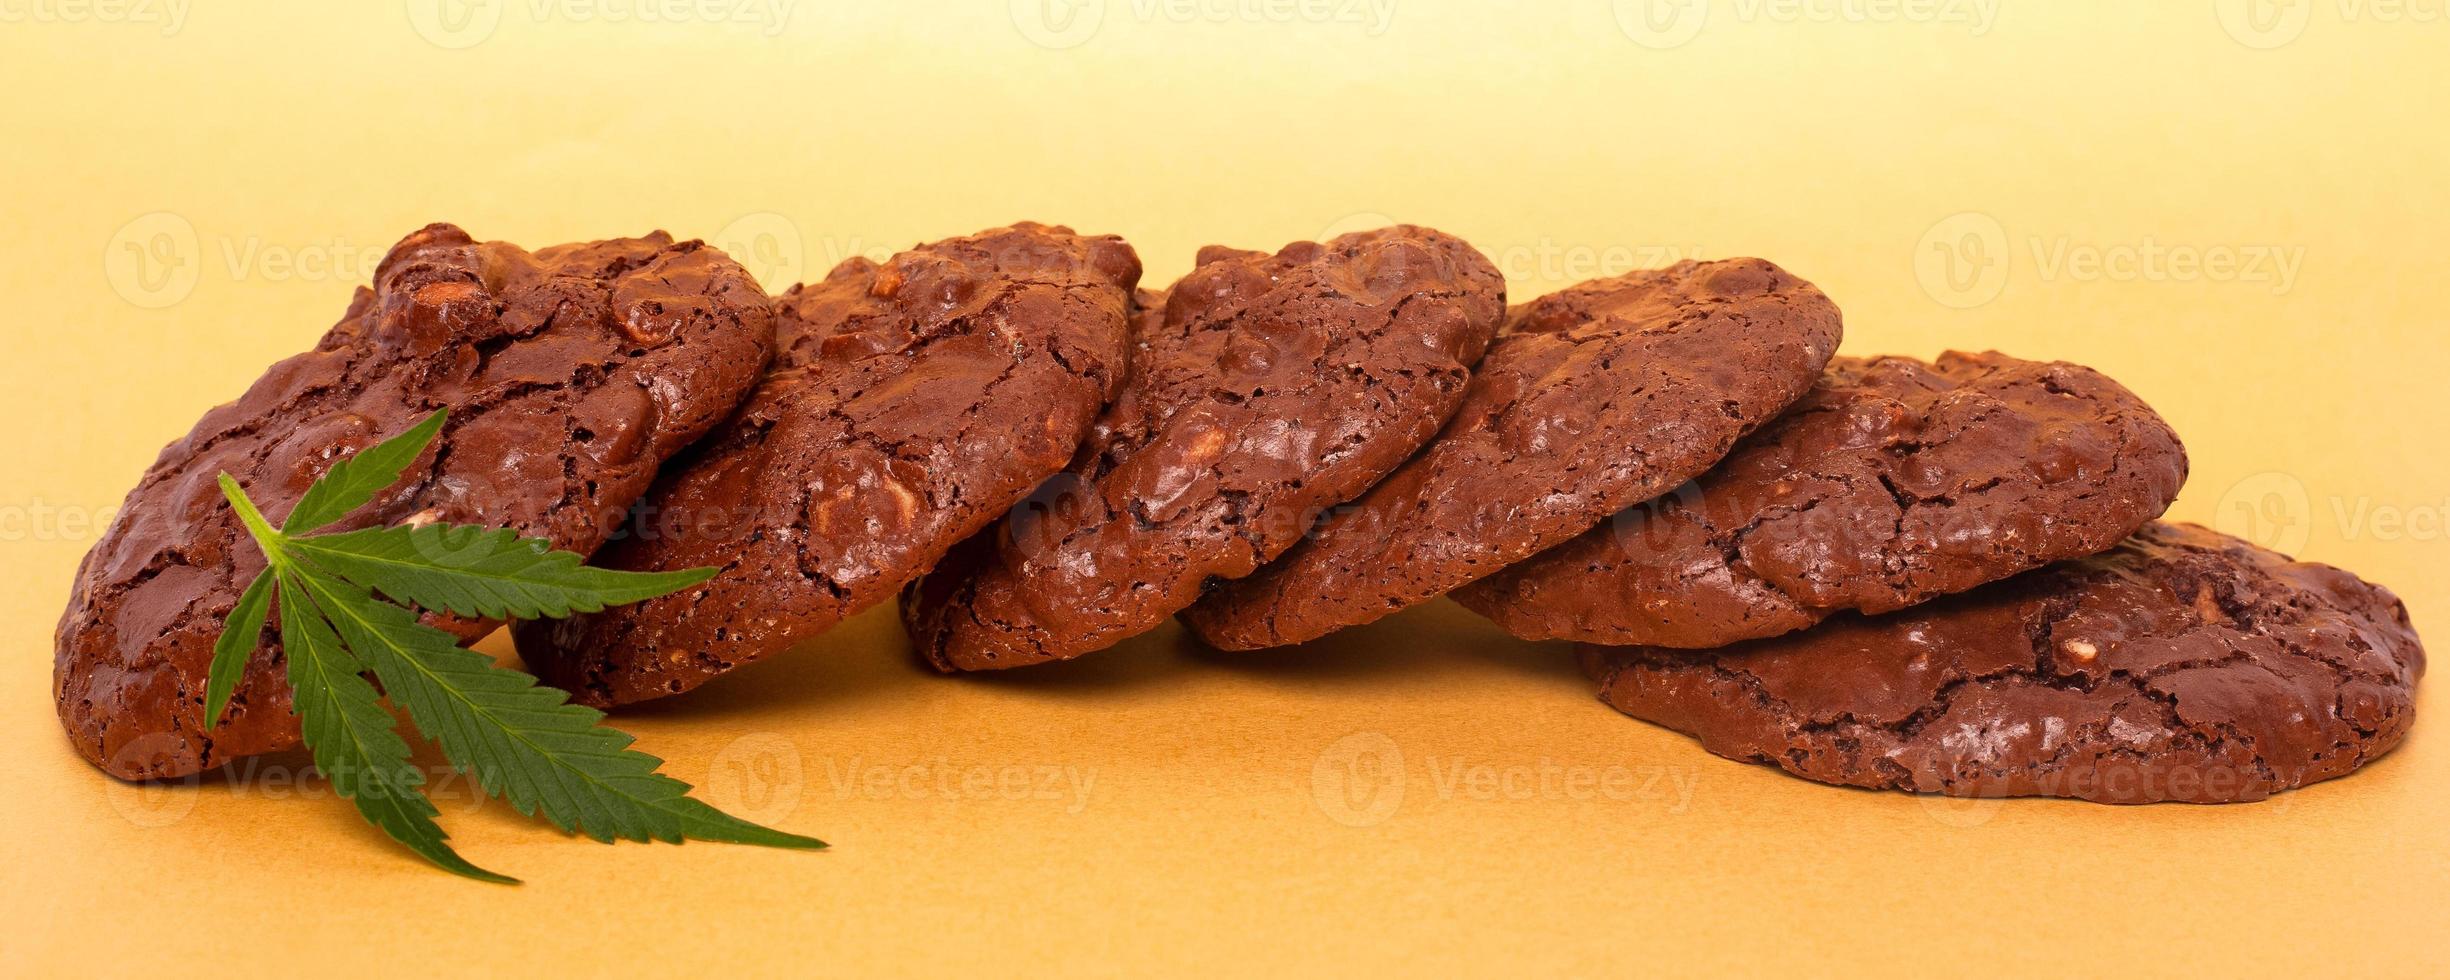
1581 522 2426 804
57 223 777 780
1456 352 2189 647
1183 259 1842 650
902 227 1506 670
515 223 1139 705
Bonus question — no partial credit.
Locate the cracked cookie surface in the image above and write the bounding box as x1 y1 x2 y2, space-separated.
57 223 777 780
1456 352 2189 647
904 227 1505 670
515 223 1138 705
1182 259 1842 650
1580 522 2426 804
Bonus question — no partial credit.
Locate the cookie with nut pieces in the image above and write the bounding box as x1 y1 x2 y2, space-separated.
1578 522 2425 804
904 226 1507 670
516 223 1139 705
1454 352 2190 648
1184 258 1843 650
58 223 778 779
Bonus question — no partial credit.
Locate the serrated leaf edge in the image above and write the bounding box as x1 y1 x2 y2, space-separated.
280 409 447 534
202 568 273 731
276 565 518 884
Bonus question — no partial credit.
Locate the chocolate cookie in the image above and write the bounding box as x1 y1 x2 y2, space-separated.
902 227 1507 670
515 223 1139 705
1580 523 2425 804
57 224 777 780
1183 259 1843 650
1455 352 2189 647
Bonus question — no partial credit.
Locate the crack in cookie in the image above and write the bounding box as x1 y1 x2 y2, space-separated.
1579 522 2426 804
513 223 1139 706
56 224 777 780
1457 352 2189 647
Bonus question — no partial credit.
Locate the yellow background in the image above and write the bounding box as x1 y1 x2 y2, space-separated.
3 2 2443 976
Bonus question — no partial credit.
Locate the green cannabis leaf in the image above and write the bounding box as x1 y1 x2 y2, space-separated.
203 568 273 735
202 408 823 883
284 524 716 620
276 564 515 883
280 409 446 535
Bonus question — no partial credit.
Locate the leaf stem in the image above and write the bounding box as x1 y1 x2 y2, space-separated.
217 472 286 558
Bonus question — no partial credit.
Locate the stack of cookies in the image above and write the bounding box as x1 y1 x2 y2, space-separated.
59 222 2425 805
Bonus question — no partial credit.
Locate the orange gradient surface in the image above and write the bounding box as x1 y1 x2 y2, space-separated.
2 3 2443 976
